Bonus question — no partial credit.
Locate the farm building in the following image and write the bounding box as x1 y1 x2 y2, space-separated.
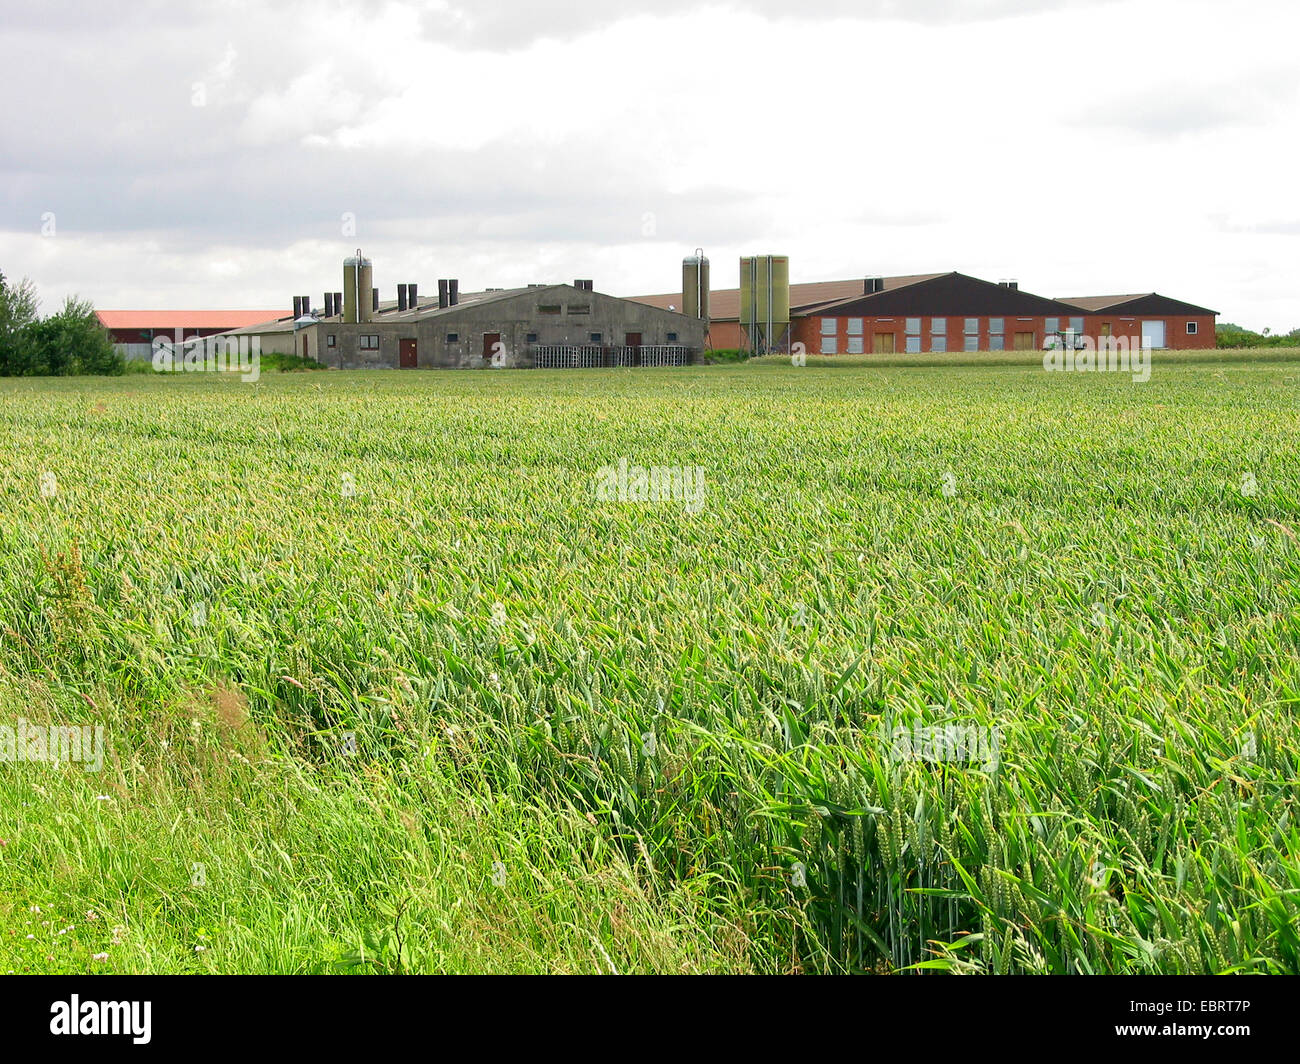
226 257 705 369
97 309 287 360
630 261 1218 353
1054 293 1218 351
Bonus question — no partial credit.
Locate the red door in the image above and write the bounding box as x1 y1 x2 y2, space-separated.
483 333 501 363
625 332 642 348
399 338 417 368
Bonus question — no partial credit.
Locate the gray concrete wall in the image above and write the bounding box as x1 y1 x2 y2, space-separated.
310 284 707 370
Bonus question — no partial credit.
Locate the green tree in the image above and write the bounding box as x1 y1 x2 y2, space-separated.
0 273 123 376
0 270 40 374
25 296 123 376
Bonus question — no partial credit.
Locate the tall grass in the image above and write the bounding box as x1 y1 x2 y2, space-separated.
1 353 1297 973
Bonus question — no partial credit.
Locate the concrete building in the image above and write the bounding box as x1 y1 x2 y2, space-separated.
631 267 1218 352
231 260 706 369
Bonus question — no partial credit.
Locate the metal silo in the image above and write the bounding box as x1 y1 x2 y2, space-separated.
740 255 754 346
739 254 790 354
343 252 373 324
682 250 710 322
769 255 790 348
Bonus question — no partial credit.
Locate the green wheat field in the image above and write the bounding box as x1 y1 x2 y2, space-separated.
2 349 1298 974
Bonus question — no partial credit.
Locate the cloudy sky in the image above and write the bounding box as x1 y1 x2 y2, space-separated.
1 0 1295 329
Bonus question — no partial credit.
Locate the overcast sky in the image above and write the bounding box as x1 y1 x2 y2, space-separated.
1 0 1295 329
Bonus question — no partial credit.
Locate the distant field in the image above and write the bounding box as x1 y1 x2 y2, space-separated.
1 351 1298 973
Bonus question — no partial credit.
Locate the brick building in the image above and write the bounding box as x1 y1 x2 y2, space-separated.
632 270 1217 352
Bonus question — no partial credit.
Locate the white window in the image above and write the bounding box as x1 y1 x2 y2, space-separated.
1044 317 1059 333
965 318 979 335
360 334 379 350
906 318 922 335
821 335 838 354
905 336 922 353
1069 316 1084 334
989 335 1005 351
988 318 1004 335
847 337 864 354
964 335 979 351
847 318 863 335
326 334 336 348
820 317 837 335
929 318 945 335
1186 321 1198 335
931 337 946 353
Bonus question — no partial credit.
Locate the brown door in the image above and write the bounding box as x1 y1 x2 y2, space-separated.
399 338 417 368
625 332 642 348
873 332 895 354
302 335 308 358
1014 331 1035 350
483 333 501 362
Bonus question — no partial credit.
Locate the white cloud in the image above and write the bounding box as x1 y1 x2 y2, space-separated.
0 0 1296 330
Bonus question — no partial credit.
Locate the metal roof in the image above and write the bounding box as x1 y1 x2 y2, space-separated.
97 310 287 329
1056 293 1219 316
222 286 564 334
628 275 946 320
1054 295 1153 311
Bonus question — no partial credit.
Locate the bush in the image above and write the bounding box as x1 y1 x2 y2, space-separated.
1216 323 1300 349
261 352 327 372
0 273 122 376
19 297 123 376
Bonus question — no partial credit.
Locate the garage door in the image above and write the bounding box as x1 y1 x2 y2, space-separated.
1140 321 1166 349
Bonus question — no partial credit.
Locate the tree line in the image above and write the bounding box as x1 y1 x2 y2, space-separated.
0 270 122 376
1216 323 1300 348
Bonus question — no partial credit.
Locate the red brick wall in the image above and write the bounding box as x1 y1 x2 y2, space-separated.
788 313 1218 353
792 314 1052 354
1083 315 1215 350
706 321 745 350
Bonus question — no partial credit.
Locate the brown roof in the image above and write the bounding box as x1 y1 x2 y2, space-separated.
1057 292 1219 316
1054 295 1151 312
627 274 945 320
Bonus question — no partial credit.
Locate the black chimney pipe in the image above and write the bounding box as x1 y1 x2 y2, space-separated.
324 293 333 317
408 283 418 310
372 288 379 313
397 284 408 312
293 297 301 318
438 279 449 309
449 279 459 306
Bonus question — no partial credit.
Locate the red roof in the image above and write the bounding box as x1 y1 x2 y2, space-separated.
96 310 288 329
